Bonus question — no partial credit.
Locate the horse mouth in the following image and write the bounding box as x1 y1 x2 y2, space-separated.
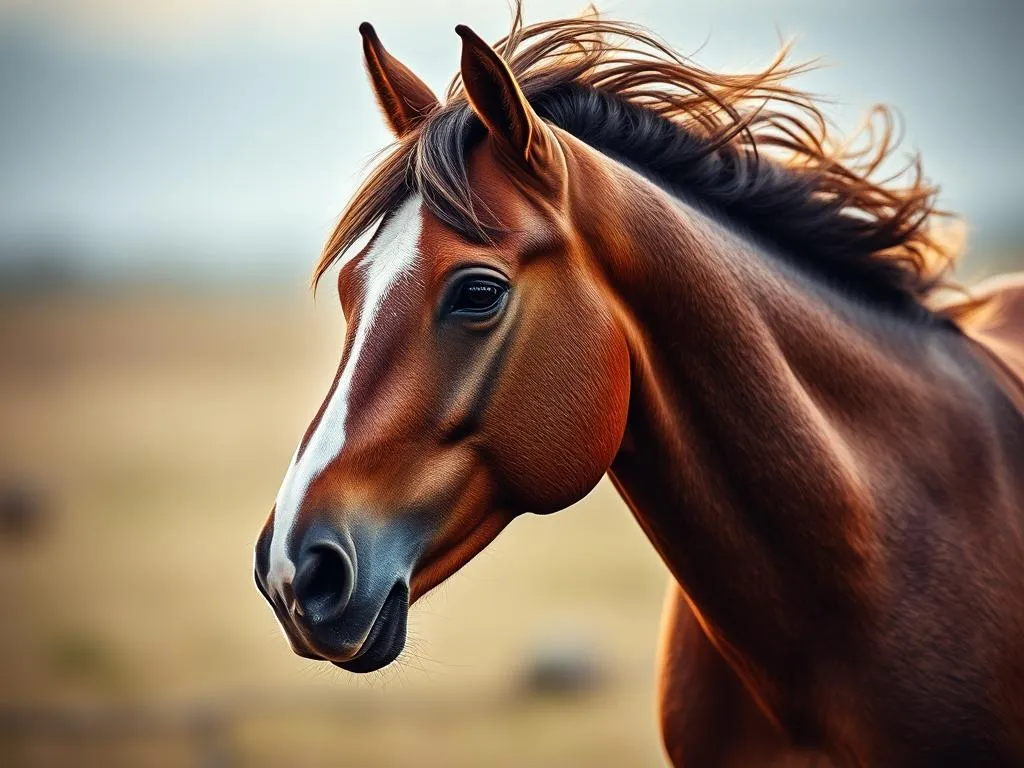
332 582 409 673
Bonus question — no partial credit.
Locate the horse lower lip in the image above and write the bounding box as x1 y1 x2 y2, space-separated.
334 583 408 673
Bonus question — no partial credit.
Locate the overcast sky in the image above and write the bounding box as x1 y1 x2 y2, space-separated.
0 0 1020 283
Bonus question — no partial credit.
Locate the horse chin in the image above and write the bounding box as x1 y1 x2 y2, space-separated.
332 582 409 673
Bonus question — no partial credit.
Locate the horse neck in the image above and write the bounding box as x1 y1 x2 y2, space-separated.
572 151 966 705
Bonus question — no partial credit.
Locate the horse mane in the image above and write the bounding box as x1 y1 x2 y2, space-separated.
316 5 965 319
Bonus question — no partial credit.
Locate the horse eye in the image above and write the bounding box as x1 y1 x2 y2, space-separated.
448 277 508 318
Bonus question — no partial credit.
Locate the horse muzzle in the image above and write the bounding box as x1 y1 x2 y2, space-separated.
254 521 413 672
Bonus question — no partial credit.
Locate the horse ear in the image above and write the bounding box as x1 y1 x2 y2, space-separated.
360 22 439 137
455 24 553 167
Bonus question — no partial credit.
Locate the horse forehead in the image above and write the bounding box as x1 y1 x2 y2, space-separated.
338 196 428 306
348 196 425 270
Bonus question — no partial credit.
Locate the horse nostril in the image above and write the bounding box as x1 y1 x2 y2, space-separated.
293 543 353 624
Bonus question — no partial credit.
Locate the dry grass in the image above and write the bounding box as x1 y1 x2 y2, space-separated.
0 289 669 767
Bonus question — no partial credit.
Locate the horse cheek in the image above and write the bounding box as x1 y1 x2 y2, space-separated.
487 300 630 515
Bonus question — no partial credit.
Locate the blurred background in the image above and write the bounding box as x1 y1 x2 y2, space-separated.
0 1 1020 766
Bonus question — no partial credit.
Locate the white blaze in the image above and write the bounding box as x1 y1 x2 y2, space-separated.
266 195 423 603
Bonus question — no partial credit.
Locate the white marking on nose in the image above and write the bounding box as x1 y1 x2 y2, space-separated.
266 195 424 603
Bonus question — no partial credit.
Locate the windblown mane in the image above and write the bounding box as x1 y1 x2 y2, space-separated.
316 6 964 317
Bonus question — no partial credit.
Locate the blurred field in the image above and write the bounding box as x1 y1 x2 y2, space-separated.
0 289 670 767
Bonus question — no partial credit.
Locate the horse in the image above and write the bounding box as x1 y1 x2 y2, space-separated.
254 8 1024 765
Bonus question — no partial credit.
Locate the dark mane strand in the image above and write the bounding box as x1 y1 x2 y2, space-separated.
317 6 963 318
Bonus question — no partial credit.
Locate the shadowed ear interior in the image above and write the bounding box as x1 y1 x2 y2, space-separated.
360 22 439 137
455 24 552 166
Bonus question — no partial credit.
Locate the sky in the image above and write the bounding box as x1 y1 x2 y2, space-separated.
0 0 1021 284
